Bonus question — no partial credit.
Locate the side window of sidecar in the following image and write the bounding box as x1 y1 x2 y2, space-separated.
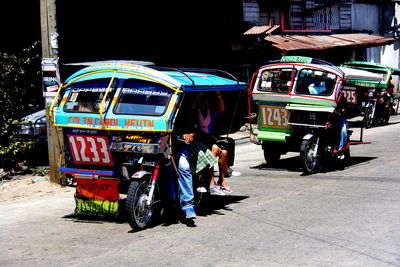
64 78 117 113
258 68 294 93
295 69 337 96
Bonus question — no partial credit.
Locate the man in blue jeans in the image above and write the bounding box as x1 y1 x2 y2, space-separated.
177 133 197 219
174 95 219 220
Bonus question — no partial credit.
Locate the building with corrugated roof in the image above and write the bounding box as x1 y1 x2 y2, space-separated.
239 0 399 73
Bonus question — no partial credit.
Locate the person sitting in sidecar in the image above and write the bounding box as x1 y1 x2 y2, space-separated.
190 91 232 195
308 80 327 95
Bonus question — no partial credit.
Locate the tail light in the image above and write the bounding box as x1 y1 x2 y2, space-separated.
367 91 374 97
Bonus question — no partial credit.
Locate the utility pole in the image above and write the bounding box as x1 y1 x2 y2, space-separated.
40 0 60 183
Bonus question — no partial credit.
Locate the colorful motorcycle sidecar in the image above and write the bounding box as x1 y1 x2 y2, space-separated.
249 56 358 173
50 62 247 225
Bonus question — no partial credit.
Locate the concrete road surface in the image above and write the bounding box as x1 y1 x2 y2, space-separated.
1 115 400 266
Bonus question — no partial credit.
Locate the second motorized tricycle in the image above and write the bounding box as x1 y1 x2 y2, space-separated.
340 61 400 127
249 56 366 174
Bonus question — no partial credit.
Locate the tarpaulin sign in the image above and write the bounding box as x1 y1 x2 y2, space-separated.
41 57 60 98
74 178 120 216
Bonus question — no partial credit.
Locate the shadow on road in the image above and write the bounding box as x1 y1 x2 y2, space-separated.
62 213 125 224
250 155 377 173
62 194 249 231
196 195 249 217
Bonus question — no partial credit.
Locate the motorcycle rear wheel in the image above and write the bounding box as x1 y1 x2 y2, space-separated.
300 136 319 174
126 180 156 230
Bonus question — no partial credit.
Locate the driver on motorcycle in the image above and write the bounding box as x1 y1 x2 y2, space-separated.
173 99 219 219
173 108 198 219
336 94 348 151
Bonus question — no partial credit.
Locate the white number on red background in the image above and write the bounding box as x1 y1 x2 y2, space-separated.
68 135 113 166
343 90 357 104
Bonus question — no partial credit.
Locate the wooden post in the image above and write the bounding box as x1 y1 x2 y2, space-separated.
40 0 59 183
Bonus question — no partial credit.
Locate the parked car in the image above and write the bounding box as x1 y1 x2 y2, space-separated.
15 109 47 141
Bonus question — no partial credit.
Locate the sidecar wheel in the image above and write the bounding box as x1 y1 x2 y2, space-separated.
334 148 350 170
262 142 281 166
300 137 319 174
126 180 155 230
382 112 390 126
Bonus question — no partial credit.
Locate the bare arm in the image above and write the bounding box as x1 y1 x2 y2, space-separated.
214 91 225 112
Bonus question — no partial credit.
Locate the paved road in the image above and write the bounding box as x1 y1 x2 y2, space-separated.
1 116 400 266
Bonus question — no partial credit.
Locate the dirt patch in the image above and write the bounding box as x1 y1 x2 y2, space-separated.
0 174 74 202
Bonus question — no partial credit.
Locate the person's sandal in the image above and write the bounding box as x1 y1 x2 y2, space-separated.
210 184 226 196
220 185 233 193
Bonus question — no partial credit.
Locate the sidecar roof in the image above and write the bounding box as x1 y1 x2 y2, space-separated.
341 61 400 75
64 62 247 92
251 56 345 107
339 67 383 82
264 56 345 77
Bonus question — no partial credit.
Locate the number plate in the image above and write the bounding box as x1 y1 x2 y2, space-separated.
343 89 357 105
110 142 159 154
67 135 114 166
260 105 290 130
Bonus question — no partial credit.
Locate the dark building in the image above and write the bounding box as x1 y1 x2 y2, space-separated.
1 1 399 82
0 2 41 52
56 1 244 69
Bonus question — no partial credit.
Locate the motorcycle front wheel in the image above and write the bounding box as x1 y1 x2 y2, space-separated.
126 180 156 230
300 136 319 174
364 105 375 128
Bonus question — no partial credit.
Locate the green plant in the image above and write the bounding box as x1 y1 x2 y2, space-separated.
31 166 50 177
0 42 43 170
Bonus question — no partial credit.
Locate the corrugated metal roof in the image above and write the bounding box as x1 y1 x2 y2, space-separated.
266 25 280 34
244 25 280 35
264 33 395 51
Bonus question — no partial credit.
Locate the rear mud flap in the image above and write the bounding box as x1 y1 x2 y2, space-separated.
74 178 121 216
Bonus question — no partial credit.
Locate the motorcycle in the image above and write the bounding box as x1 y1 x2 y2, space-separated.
364 87 393 128
298 115 350 174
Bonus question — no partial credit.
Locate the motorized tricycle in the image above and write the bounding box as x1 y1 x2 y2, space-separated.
249 56 367 174
340 61 400 127
50 62 247 230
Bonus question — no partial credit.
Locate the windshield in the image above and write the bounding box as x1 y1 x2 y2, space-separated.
114 80 173 116
64 79 116 113
258 68 294 93
295 69 337 96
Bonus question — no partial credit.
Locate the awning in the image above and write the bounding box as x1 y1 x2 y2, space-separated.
264 33 396 51
244 25 280 35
